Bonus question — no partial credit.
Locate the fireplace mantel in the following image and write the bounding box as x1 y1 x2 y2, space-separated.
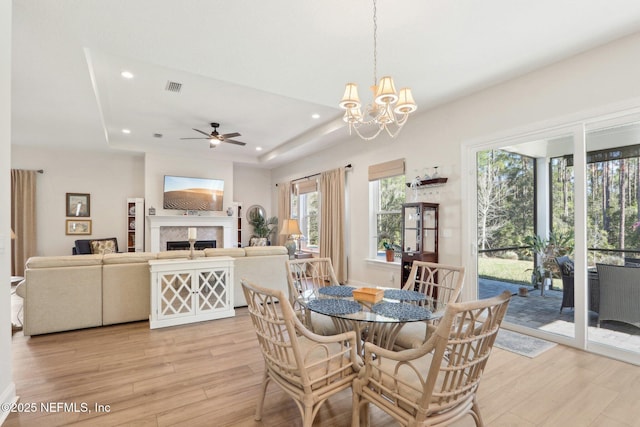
148 215 234 252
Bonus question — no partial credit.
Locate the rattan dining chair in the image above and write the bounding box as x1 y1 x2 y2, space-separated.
241 279 361 427
286 257 344 334
352 290 511 427
392 262 465 350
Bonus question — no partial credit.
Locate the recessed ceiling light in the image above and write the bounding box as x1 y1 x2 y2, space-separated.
311 113 320 119
121 71 134 79
256 147 263 151
122 129 131 134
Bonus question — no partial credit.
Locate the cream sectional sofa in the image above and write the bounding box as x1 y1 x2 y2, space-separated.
17 246 288 336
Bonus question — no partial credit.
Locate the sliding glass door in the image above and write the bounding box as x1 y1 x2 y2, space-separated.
467 110 640 365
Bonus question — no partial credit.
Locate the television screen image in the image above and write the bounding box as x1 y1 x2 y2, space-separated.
163 175 224 211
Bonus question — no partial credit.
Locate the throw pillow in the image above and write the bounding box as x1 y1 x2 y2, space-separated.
562 259 574 276
91 239 117 254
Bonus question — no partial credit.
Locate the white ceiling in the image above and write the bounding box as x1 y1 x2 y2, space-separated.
11 0 640 167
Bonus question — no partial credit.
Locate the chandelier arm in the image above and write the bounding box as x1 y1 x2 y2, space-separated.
351 123 385 141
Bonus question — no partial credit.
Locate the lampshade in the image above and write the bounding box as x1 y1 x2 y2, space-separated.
339 83 361 110
374 76 398 105
394 88 417 114
280 219 302 236
11 229 16 240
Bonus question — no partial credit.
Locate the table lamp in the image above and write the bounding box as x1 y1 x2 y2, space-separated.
280 219 301 257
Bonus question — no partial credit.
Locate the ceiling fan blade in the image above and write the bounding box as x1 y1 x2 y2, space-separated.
223 139 247 146
180 137 209 140
220 132 241 139
193 128 211 137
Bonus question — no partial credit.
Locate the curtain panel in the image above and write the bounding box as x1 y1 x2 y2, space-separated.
11 169 37 276
277 181 292 246
320 168 346 283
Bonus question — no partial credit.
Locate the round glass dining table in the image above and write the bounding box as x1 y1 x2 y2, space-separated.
297 286 441 354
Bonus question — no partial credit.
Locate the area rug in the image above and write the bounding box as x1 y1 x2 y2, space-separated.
494 329 556 358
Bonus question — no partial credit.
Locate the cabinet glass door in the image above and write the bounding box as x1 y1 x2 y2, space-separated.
403 206 420 252
159 272 194 318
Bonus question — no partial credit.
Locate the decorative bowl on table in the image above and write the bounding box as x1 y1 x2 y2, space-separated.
353 287 384 303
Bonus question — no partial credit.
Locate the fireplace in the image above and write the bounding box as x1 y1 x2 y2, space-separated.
166 240 216 251
147 215 235 252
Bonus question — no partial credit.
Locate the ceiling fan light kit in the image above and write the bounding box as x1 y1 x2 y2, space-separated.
179 122 247 149
339 0 417 141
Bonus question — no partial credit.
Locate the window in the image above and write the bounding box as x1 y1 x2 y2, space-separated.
291 180 320 252
369 159 406 260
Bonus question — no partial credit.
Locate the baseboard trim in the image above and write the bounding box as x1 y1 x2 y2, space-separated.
0 381 17 425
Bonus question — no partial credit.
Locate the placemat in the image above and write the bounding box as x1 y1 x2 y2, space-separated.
307 299 362 316
318 286 355 297
383 289 426 302
371 302 431 321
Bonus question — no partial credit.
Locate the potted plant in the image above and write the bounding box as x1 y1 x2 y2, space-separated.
248 210 278 245
382 241 395 262
524 234 550 293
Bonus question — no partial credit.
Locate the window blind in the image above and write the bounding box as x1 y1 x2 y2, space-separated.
368 159 405 181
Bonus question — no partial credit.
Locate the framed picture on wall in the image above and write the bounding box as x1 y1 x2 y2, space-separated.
66 193 90 217
66 219 92 235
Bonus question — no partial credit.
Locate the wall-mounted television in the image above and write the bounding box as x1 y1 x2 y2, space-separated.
163 175 224 211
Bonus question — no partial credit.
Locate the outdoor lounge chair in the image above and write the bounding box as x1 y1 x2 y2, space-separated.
596 263 640 329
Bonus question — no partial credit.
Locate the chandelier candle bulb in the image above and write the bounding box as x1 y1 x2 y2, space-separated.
188 227 197 240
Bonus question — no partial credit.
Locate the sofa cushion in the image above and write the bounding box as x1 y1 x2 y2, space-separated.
90 238 118 254
244 246 288 257
204 248 246 257
26 254 103 268
103 252 157 264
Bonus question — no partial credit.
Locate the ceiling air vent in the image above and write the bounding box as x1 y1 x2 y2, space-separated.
165 81 182 93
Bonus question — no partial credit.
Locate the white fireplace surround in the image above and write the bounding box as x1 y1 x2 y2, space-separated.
148 215 235 252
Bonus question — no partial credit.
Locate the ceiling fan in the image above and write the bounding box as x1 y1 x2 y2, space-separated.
180 122 246 148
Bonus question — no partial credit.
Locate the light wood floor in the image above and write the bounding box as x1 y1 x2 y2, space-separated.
6 308 640 427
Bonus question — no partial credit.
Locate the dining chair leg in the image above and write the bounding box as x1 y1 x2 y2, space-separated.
471 398 484 427
254 369 270 421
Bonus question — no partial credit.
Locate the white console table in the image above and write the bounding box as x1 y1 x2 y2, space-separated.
149 257 235 329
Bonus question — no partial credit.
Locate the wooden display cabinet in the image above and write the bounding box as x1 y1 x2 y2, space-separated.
401 202 439 285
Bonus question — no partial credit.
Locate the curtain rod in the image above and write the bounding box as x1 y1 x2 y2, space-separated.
276 164 352 186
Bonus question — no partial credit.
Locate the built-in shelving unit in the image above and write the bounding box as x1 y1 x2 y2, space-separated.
127 198 144 252
234 202 242 248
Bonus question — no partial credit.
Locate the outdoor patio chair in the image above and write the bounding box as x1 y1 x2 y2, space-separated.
241 279 360 427
596 263 640 329
352 290 511 427
392 261 465 350
286 257 344 335
555 256 574 312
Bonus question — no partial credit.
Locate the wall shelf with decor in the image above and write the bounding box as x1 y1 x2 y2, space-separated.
127 198 145 252
405 177 448 188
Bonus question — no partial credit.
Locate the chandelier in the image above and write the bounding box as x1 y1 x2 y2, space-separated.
339 0 417 141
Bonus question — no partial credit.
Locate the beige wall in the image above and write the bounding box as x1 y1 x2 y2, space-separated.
234 164 273 247
1 0 14 415
11 146 145 256
271 30 640 291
